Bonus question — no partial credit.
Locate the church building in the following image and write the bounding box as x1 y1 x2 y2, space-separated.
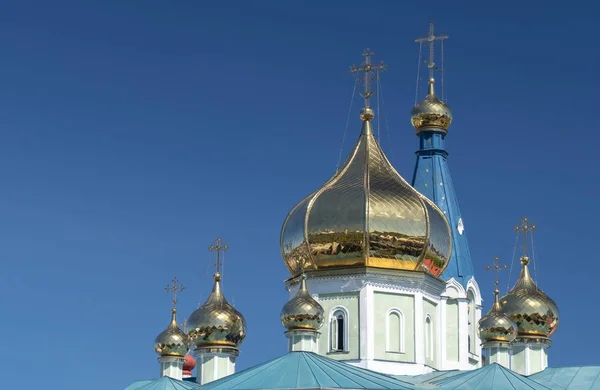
126 24 600 390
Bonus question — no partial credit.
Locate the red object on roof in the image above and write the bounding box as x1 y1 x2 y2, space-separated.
183 353 196 377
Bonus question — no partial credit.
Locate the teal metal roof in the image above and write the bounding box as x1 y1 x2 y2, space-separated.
429 363 551 389
201 351 415 390
528 366 600 389
125 376 202 390
393 370 462 385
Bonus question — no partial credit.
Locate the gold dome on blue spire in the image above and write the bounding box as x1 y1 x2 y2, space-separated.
281 50 452 278
411 78 453 133
281 274 324 331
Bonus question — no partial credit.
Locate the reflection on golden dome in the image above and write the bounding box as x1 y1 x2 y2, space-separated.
281 274 324 331
187 273 246 349
154 308 190 358
410 78 453 133
478 289 518 343
281 111 452 278
499 257 559 339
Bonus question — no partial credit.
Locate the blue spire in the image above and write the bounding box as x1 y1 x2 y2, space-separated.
411 24 474 287
411 131 474 287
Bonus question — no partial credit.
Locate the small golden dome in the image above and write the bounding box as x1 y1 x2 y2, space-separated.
478 289 518 343
281 274 324 331
410 78 453 133
281 112 452 278
499 257 559 339
187 273 246 349
154 308 190 358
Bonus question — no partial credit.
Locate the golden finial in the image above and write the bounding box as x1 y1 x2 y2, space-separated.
350 49 387 120
165 277 185 308
208 237 228 280
485 256 507 292
415 22 448 90
514 217 536 264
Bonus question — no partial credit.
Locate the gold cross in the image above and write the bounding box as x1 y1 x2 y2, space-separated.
485 256 507 287
165 276 185 308
208 237 228 275
415 22 449 80
180 318 188 333
350 49 387 108
514 217 536 256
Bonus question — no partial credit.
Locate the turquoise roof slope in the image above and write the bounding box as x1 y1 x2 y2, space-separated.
394 370 462 385
429 363 551 389
528 366 600 389
125 376 202 390
201 351 415 390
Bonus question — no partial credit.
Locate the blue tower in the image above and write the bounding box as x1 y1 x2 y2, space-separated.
410 23 474 287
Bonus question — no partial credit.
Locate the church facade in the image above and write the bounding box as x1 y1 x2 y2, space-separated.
126 24 598 390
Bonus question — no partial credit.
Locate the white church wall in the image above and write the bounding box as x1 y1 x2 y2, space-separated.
373 291 415 362
317 292 360 360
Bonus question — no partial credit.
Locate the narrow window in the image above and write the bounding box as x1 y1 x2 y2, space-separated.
331 309 346 352
336 314 344 351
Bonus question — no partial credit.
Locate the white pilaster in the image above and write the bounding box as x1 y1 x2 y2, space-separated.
457 297 469 369
414 292 424 365
194 348 238 385
359 284 375 362
158 356 185 380
439 296 448 370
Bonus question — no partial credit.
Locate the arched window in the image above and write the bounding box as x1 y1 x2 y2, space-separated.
386 309 405 353
330 308 348 352
425 316 433 360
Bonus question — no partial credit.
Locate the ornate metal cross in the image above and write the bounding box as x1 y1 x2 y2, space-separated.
165 276 185 307
514 217 536 256
350 49 387 107
485 256 507 288
209 237 228 275
415 22 448 80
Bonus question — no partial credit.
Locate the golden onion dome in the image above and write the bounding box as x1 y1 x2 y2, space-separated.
281 274 324 331
154 308 190 358
187 273 246 349
410 78 453 133
281 107 452 278
478 289 518 343
499 256 559 339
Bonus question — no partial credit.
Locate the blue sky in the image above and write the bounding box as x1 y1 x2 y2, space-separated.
0 1 597 389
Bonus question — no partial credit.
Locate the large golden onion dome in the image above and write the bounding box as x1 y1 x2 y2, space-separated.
280 106 452 278
154 308 190 358
187 273 246 349
499 256 559 339
478 289 518 343
281 274 324 331
410 78 453 133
